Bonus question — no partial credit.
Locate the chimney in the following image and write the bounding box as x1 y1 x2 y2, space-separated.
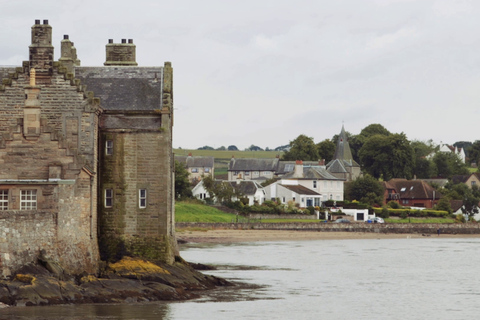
104 38 138 66
294 160 303 178
59 34 77 74
29 19 54 81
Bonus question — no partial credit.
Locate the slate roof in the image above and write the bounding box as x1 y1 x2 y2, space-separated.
282 167 342 181
326 159 348 174
229 158 279 171
228 181 263 196
386 179 441 200
75 67 163 111
276 161 324 175
279 184 322 196
175 156 214 168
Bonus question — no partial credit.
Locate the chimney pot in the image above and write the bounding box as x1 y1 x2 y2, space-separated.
64 35 69 40
43 20 48 25
35 19 40 24
108 39 113 44
121 39 126 43
128 39 133 44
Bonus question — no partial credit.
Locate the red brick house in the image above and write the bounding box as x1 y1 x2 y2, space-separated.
382 179 441 208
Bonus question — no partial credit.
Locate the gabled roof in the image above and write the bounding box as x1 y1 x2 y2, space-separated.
228 180 263 196
229 158 279 171
75 67 163 111
276 161 324 175
386 179 441 200
175 155 214 168
450 200 464 212
279 184 322 196
282 167 342 181
451 174 470 185
326 159 348 174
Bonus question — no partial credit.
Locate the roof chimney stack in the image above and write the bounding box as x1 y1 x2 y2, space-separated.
104 38 138 66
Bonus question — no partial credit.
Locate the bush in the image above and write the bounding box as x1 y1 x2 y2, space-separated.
378 206 390 218
387 201 400 209
306 206 315 215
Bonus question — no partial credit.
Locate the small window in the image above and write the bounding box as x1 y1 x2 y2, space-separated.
105 189 113 208
191 168 198 173
0 190 8 210
245 171 250 176
282 197 286 203
106 140 113 155
21 190 37 210
139 189 147 208
472 181 476 186
205 168 210 173
253 171 259 176
313 181 317 188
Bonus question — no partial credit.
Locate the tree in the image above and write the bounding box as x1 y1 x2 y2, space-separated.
346 174 384 206
197 145 214 150
282 134 319 161
247 145 264 151
316 139 336 163
174 160 192 199
432 152 469 179
467 140 480 166
227 145 239 151
358 133 415 180
411 140 437 178
216 146 226 151
435 197 452 214
441 183 480 218
202 175 236 203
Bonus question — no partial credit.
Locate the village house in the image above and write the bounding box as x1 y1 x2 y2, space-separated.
0 20 176 277
192 179 265 205
451 173 480 189
382 179 441 208
175 153 214 183
228 157 279 182
264 160 344 207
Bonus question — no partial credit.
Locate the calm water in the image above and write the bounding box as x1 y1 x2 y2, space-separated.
1 237 480 319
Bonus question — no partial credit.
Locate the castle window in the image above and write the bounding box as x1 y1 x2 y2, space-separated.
105 189 113 208
20 190 37 210
139 189 147 208
106 140 113 155
0 190 8 210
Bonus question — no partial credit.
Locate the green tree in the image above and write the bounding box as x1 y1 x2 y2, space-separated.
467 140 480 166
228 145 239 151
316 139 336 162
202 175 236 203
358 133 415 180
432 152 469 179
282 134 319 161
411 140 437 178
174 160 192 199
441 183 480 218
435 197 452 214
216 146 226 151
346 174 384 206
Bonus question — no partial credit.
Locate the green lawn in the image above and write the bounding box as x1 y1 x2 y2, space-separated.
175 202 237 222
385 218 456 224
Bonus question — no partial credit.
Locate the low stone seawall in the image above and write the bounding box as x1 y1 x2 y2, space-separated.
176 222 480 234
246 214 317 220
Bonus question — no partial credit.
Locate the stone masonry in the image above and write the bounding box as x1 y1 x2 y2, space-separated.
0 20 176 277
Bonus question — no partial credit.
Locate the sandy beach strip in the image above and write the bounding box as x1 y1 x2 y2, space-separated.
176 229 480 244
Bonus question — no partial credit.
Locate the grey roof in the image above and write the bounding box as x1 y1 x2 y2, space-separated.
276 161 324 175
282 167 342 180
228 181 263 196
326 159 348 173
175 155 214 168
279 184 322 196
329 125 360 168
75 67 163 111
229 158 279 171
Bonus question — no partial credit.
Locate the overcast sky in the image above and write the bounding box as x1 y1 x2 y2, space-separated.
1 0 480 150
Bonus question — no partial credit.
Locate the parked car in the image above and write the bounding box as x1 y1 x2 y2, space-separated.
334 218 351 223
372 217 385 224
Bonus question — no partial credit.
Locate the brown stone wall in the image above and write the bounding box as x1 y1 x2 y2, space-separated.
98 126 175 263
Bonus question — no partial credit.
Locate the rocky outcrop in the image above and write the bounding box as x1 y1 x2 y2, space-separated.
0 257 230 307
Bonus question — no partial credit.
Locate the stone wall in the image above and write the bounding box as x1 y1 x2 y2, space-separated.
176 222 480 234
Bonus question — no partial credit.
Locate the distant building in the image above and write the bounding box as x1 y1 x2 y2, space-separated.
175 153 214 183
326 125 361 181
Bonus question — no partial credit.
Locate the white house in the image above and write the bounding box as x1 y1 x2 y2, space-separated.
264 160 345 207
192 180 265 205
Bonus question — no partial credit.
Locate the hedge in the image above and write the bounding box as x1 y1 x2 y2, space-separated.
372 208 449 218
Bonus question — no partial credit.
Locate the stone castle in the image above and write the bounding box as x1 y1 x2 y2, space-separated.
0 20 176 278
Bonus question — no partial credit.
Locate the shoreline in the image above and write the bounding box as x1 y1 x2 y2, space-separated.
176 229 480 244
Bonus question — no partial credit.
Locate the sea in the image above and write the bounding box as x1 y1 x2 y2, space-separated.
1 237 480 320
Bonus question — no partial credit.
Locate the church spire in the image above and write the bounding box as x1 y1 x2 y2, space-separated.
333 125 354 162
